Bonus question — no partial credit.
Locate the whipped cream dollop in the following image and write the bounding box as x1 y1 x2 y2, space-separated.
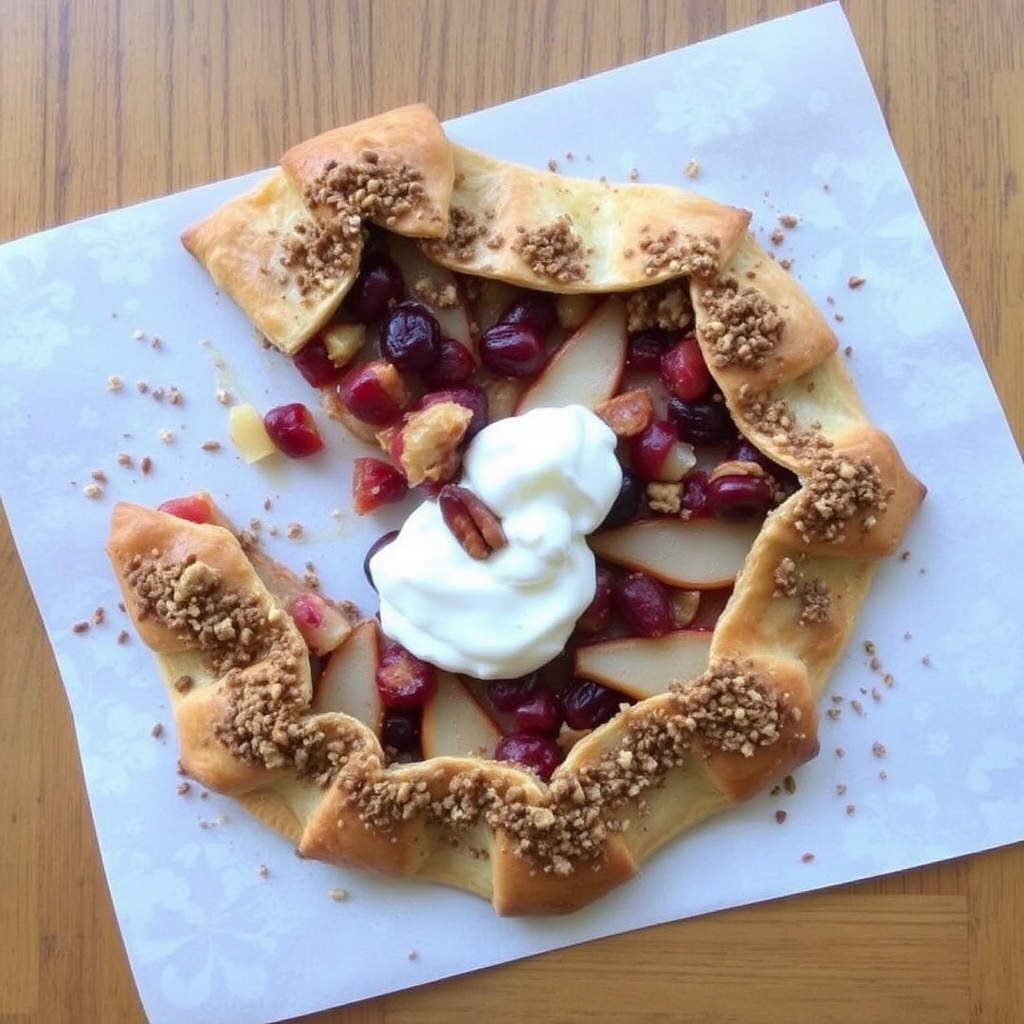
370 405 622 679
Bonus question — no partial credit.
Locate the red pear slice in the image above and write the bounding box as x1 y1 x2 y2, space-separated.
422 671 502 760
387 235 475 355
574 629 713 701
312 619 383 731
589 518 760 588
514 297 627 415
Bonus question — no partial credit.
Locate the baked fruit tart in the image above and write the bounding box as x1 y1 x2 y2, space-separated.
106 104 925 915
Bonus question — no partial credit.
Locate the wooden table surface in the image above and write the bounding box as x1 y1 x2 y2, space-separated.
1 1 1021 1021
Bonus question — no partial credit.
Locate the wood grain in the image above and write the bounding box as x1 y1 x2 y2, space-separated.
1 2 1022 1022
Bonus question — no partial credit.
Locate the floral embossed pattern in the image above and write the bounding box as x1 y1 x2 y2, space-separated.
1 7 1023 1024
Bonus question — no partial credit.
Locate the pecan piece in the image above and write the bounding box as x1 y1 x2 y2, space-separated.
438 484 507 560
594 388 654 437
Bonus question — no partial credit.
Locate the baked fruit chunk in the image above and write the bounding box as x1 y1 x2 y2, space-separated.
108 105 925 915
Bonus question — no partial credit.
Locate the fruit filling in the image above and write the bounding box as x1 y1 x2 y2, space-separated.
223 230 803 781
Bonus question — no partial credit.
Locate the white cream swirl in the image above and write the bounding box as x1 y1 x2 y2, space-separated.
370 405 622 679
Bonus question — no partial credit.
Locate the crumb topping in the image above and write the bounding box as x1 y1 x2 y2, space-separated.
700 277 784 369
422 205 491 262
511 216 588 284
793 453 892 544
625 282 694 332
279 219 359 297
412 275 460 309
307 150 427 228
772 557 832 624
638 229 719 279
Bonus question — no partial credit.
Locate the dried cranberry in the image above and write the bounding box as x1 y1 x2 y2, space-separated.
379 301 442 371
614 572 673 638
292 335 344 388
375 643 437 708
562 678 627 730
598 468 642 530
363 529 399 589
501 294 558 336
263 403 325 458
511 683 564 738
419 337 476 388
478 321 547 377
660 335 713 402
345 250 405 323
487 673 540 713
706 474 775 524
627 329 673 372
494 734 564 781
680 469 711 519
351 457 408 515
668 394 737 446
417 385 488 441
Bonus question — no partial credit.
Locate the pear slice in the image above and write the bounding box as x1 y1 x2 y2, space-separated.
470 278 521 333
589 518 760 588
312 619 383 731
387 235 475 354
574 629 713 701
422 671 502 760
514 297 627 415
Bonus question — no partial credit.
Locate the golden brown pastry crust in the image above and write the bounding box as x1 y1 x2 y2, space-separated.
114 105 926 916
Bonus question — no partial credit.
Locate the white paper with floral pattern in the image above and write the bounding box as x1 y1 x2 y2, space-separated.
2 5 1023 1023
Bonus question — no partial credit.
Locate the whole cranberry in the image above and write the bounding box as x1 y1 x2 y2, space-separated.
562 678 627 730
725 437 799 495
375 643 437 707
292 335 344 388
668 394 737 446
575 564 616 636
680 469 711 519
263 403 325 458
478 321 547 377
614 572 674 638
381 708 422 761
363 529 399 590
660 335 713 402
706 474 775 524
494 734 564 781
626 329 674 372
379 301 442 371
487 673 540 713
511 683 564 738
419 337 476 388
598 468 642 530
501 294 558 336
345 250 405 323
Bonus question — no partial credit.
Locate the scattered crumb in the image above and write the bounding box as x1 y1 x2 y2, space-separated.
407 949 419 961
132 329 145 340
176 781 191 796
137 380 149 394
258 864 270 878
769 227 785 246
83 482 104 499
844 345 853 357
775 810 787 824
159 429 175 443
845 804 856 816
879 770 888 781
107 375 123 392
827 708 842 721
116 630 130 644
117 452 133 468
921 655 932 667
151 722 164 739
834 312 845 322
547 158 558 172
850 699 865 717
628 168 639 181
800 852 816 864
864 640 876 656
684 158 700 179
91 607 105 626
303 562 320 590
783 775 796 795
72 620 90 634
263 497 273 511
91 469 108 483
328 888 349 902
871 687 882 703
266 524 279 537
835 783 847 796
872 741 887 758
286 522 304 539
200 440 222 452
216 388 231 405
151 336 163 350
140 455 153 474
779 213 799 228
168 386 183 406
848 274 866 289
779 258 793 271
835 747 845 759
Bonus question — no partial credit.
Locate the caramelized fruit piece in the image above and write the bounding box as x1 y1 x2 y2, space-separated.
335 359 410 427
352 457 409 515
629 419 695 482
263 403 325 458
422 671 502 759
293 336 344 387
376 642 438 708
345 250 405 323
157 494 213 524
228 404 277 463
494 734 564 781
561 679 627 730
614 572 674 637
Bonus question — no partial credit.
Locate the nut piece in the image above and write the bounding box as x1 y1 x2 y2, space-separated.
438 484 507 560
594 388 654 437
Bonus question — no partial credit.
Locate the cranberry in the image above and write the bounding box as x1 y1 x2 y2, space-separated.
668 394 737 446
157 494 213 524
289 592 324 631
487 673 540 713
419 337 476 388
562 678 627 730
379 301 442 371
725 437 799 495
263 403 325 458
345 250 405 323
336 360 409 426
381 708 422 761
363 529 399 589
626 329 673 372
478 321 547 377
680 469 711 519
417 385 488 441
614 572 673 638
575 564 616 636
375 643 437 708
292 335 344 388
351 457 408 515
706 473 775 523
660 335 713 402
501 294 558 336
494 734 564 781
598 469 642 530
629 420 693 482
512 683 564 738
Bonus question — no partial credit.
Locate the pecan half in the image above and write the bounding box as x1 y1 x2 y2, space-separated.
594 388 654 437
438 484 507 560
